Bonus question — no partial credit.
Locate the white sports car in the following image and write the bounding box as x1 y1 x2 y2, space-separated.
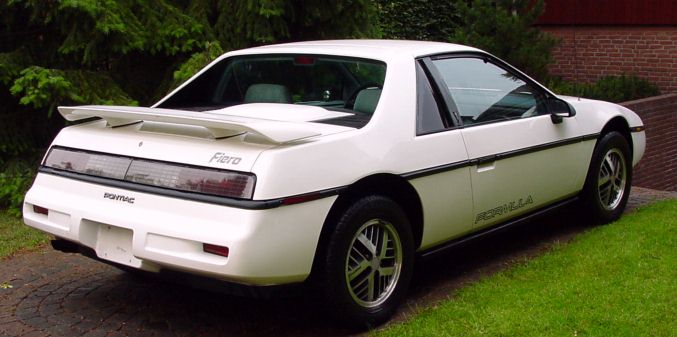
24 40 645 326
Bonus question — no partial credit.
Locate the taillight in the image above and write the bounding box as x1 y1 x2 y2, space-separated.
44 147 130 179
203 243 229 257
125 160 254 199
43 147 255 199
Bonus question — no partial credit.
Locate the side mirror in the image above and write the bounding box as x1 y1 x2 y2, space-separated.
547 97 576 124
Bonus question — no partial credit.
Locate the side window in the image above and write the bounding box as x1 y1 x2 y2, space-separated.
431 57 546 126
416 63 446 135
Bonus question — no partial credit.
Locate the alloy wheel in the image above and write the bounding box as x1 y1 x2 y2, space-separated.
344 219 403 308
597 148 627 211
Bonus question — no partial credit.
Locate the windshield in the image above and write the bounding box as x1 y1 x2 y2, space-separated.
158 54 387 127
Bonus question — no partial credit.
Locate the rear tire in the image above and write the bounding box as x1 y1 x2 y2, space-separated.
581 131 632 224
320 195 414 328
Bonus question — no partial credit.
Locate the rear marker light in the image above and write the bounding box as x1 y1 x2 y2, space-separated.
203 243 229 257
281 193 324 205
33 205 49 215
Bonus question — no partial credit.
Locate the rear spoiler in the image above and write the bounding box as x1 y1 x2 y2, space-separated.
58 105 322 144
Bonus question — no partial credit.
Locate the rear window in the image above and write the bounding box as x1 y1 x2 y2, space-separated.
158 55 387 128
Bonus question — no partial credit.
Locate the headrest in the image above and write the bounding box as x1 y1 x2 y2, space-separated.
244 84 292 103
353 88 382 114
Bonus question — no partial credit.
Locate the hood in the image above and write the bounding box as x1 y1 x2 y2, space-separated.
558 95 644 127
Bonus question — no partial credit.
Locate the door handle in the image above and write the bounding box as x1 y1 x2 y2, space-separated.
475 155 497 165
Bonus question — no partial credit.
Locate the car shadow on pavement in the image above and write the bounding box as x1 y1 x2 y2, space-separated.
138 206 591 336
7 190 671 337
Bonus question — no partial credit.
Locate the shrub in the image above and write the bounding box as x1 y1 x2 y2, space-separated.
546 74 660 103
0 160 36 217
450 0 558 82
376 0 558 82
375 0 460 41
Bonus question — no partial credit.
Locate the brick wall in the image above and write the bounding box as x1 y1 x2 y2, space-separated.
541 26 677 93
621 94 677 191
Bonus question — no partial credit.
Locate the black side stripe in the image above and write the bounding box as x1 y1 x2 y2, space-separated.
39 165 347 210
39 133 599 209
401 160 472 180
469 133 600 166
402 133 600 180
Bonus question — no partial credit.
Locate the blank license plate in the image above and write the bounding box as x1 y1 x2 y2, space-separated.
96 225 142 268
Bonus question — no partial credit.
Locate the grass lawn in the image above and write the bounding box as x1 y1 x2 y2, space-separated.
375 199 676 337
0 211 49 258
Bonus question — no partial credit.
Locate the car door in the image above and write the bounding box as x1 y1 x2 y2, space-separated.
403 62 475 250
426 55 590 229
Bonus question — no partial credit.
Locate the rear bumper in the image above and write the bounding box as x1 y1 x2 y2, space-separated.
23 173 334 285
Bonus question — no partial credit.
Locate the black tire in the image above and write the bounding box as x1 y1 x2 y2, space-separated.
320 195 414 328
580 131 632 224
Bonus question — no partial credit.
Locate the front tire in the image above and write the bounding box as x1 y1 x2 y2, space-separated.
581 131 632 224
321 195 414 328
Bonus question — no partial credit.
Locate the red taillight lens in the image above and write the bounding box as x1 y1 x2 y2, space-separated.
203 243 229 257
33 205 49 215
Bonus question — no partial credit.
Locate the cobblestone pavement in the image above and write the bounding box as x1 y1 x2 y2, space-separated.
1 187 674 337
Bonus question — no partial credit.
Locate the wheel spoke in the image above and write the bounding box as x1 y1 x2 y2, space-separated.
356 233 376 255
366 271 375 301
348 260 370 281
614 161 624 180
600 184 612 205
378 266 394 276
605 156 615 176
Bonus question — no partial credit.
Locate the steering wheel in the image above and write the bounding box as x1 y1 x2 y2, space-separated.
344 82 383 110
474 107 508 123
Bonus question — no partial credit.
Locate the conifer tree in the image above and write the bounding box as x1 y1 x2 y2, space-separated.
0 0 378 162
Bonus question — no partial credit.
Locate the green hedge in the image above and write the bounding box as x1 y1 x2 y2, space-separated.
546 74 660 103
0 160 36 217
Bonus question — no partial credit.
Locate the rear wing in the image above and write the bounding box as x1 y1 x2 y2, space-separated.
58 105 323 144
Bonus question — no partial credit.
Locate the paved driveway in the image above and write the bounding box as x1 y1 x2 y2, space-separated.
1 187 674 337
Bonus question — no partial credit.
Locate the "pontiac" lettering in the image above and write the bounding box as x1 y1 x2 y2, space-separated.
103 192 135 204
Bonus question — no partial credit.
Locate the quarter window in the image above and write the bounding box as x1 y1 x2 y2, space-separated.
416 63 446 135
431 57 545 126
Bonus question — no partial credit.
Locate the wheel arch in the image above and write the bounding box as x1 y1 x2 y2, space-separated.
599 116 632 154
309 173 424 276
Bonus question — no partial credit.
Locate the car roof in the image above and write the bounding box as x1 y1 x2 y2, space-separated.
225 39 482 62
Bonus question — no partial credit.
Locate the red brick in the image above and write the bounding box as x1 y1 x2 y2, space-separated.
541 26 677 93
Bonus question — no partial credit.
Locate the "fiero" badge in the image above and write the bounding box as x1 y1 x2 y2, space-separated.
209 152 242 165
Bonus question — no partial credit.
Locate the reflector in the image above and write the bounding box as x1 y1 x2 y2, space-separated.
33 205 49 215
203 243 229 257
